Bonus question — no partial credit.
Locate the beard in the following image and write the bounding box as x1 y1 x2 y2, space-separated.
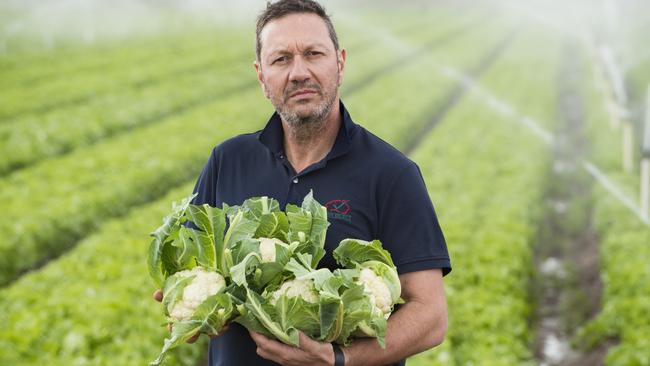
266 75 339 142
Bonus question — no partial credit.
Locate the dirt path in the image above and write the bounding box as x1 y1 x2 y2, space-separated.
530 39 608 366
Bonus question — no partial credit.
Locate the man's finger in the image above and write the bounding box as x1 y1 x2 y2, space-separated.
249 331 268 345
297 331 317 350
250 332 285 364
153 289 163 302
250 330 294 355
186 332 200 344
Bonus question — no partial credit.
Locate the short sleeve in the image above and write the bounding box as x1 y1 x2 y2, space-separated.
191 148 219 207
377 161 451 276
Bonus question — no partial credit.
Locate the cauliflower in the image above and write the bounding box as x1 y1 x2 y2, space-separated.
357 267 392 318
270 278 319 304
259 237 284 263
168 267 226 322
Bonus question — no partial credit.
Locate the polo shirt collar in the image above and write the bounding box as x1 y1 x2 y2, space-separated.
258 100 357 161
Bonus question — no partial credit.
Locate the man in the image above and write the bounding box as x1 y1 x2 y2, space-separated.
156 0 451 365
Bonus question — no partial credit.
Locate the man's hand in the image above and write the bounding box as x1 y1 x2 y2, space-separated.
152 289 228 343
250 331 334 366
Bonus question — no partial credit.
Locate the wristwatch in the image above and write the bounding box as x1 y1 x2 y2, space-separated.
332 343 345 366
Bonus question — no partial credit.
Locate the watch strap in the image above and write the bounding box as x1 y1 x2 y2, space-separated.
332 343 345 366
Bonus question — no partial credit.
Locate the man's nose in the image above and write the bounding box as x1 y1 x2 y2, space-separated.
288 56 310 82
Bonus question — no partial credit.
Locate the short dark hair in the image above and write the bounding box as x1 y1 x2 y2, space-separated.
255 0 339 61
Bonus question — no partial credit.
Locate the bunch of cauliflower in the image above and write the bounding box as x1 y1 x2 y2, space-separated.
148 193 403 365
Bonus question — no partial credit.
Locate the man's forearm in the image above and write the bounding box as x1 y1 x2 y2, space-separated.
342 298 446 366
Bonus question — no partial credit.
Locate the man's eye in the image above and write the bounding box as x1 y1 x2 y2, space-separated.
306 51 322 57
273 56 288 64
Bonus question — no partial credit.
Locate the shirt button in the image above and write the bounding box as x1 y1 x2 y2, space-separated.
292 178 299 184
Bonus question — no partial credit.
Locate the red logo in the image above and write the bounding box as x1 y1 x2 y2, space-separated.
325 200 351 215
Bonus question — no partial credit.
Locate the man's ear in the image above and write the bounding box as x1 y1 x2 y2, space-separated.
254 60 270 99
337 48 346 87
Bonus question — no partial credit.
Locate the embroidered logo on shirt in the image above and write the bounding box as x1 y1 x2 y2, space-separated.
325 199 352 222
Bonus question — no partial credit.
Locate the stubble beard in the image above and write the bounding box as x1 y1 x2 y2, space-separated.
268 75 339 144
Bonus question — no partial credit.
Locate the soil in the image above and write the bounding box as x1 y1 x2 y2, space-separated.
530 40 610 366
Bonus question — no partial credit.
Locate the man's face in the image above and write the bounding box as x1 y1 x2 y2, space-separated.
255 13 346 127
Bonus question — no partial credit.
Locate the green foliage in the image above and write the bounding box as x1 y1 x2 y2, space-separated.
0 31 250 121
0 61 255 175
572 48 650 364
345 18 511 148
574 180 650 366
0 183 206 366
0 87 272 286
407 93 547 365
409 27 560 364
0 31 230 89
334 239 395 268
0 23 402 176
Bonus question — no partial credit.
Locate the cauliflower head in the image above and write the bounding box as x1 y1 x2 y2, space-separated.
169 267 226 322
259 237 285 263
270 278 319 304
357 267 393 318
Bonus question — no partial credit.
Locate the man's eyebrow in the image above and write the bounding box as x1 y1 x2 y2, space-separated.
266 42 331 57
302 42 330 50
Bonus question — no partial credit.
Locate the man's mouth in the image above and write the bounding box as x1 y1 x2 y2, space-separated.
289 89 318 98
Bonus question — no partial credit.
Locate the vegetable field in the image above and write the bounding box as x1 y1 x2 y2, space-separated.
1 1 649 365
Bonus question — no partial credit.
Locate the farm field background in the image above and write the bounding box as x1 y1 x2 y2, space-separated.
1 0 649 365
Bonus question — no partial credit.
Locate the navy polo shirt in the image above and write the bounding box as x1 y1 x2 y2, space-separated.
191 101 451 366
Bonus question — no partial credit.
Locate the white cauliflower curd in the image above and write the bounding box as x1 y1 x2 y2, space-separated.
259 237 284 263
169 267 226 322
357 267 393 317
270 278 319 304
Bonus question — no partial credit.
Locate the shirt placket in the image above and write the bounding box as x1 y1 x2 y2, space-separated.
276 151 327 205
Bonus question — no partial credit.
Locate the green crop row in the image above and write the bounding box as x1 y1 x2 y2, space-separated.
0 181 207 365
0 10 468 176
576 177 650 366
0 26 250 89
0 32 252 122
336 5 472 50
0 18 509 365
0 14 481 286
0 62 254 175
1 21 382 95
478 28 560 130
408 92 550 366
0 15 467 176
346 20 511 148
340 9 482 94
0 6 445 81
575 45 650 366
409 28 561 365
0 87 271 287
